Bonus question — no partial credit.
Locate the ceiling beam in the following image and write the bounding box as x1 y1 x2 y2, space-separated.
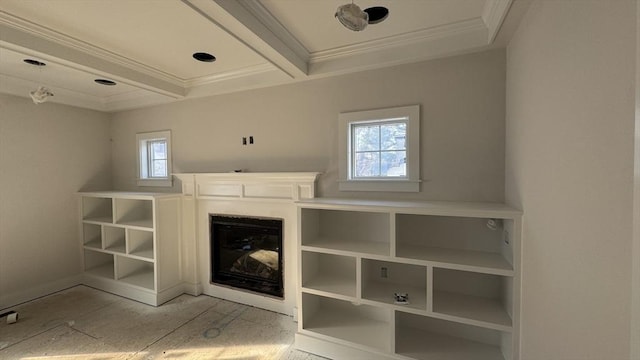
182 0 308 79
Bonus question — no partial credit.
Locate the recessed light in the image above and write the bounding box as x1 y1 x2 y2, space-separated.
193 52 216 63
364 6 389 24
23 59 46 67
95 79 117 86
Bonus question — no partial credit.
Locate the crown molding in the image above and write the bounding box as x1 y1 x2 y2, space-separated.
0 11 186 97
482 0 514 43
310 17 487 65
186 63 275 88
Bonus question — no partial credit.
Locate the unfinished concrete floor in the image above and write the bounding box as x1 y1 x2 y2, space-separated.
0 286 326 360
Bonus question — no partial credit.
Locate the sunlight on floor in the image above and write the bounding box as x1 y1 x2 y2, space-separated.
20 344 294 360
1 286 323 360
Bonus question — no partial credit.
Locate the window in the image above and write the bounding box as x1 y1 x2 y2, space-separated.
338 105 420 192
136 130 172 187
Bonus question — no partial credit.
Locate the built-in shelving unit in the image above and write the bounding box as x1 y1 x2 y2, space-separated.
79 192 182 306
296 198 521 360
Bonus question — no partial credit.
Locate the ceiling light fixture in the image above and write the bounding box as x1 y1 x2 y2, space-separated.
335 1 369 31
24 58 54 104
95 79 117 86
364 6 389 24
193 52 216 62
29 86 54 104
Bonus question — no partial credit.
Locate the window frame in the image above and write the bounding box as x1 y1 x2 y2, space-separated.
136 130 173 187
338 105 420 192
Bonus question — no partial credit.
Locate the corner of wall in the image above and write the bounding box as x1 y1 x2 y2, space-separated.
631 1 640 357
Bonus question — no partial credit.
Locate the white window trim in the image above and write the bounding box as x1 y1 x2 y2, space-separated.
338 105 421 192
136 130 173 187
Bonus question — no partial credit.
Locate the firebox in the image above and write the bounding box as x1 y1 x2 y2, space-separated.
210 215 283 298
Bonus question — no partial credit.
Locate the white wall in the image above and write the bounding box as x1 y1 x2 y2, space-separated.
0 94 112 309
633 2 640 356
505 1 636 359
110 49 507 203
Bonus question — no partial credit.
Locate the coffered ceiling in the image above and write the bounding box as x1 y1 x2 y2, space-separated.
0 0 515 112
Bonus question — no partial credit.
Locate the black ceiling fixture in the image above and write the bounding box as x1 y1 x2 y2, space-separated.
193 52 216 62
23 59 46 67
95 79 117 86
364 6 389 24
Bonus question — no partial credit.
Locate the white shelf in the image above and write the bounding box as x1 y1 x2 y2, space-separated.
302 276 356 298
362 281 427 312
119 268 154 290
83 217 113 224
396 245 513 275
85 263 114 280
84 240 102 250
128 228 154 260
302 239 389 257
114 198 153 228
79 192 181 306
105 244 126 254
433 291 512 331
302 251 356 297
301 208 391 257
117 219 153 229
296 199 520 360
302 295 391 353
82 196 113 223
395 324 505 360
129 247 154 260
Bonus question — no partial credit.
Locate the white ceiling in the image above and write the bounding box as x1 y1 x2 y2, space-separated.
0 0 516 112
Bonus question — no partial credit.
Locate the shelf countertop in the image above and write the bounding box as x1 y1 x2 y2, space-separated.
296 198 522 219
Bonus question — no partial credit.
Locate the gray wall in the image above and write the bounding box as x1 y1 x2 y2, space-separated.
0 94 112 308
111 49 506 203
505 1 636 358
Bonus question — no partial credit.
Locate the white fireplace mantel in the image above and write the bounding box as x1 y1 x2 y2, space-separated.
173 172 320 315
174 172 320 201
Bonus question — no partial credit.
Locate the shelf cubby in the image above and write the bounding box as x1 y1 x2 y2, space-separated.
395 214 513 275
361 259 427 312
82 196 113 223
115 198 153 228
116 256 154 290
301 293 392 353
432 268 512 331
80 192 182 306
300 208 390 256
103 226 126 254
395 312 508 360
127 228 154 260
301 251 356 298
84 250 114 280
83 223 102 249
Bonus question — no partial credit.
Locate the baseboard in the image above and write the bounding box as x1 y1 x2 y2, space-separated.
0 274 83 311
181 281 202 296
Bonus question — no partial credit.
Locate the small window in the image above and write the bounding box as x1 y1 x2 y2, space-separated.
339 105 420 192
136 130 172 187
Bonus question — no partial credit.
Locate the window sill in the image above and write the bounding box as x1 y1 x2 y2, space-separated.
137 178 173 187
338 179 420 192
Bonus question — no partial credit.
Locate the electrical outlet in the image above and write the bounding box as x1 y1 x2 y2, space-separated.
381 267 388 278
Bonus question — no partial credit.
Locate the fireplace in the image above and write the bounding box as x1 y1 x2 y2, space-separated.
210 215 284 298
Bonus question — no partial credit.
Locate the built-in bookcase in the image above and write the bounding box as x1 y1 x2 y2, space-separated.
296 198 521 360
79 192 182 306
